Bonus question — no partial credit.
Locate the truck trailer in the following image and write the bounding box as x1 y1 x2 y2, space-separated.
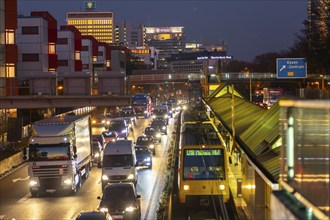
23 115 92 197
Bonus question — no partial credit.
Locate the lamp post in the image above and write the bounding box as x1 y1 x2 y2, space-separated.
244 68 252 102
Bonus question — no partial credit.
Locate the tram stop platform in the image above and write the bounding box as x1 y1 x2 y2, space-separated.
227 148 248 220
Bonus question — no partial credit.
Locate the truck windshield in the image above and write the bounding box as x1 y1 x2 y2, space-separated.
103 155 133 167
132 99 147 105
29 143 70 161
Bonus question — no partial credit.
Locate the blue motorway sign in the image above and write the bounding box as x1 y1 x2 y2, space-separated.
276 58 307 78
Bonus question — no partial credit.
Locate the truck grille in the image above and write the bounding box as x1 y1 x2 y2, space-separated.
39 177 62 190
32 165 68 176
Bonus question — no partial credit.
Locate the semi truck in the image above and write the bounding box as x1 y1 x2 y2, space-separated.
23 115 92 197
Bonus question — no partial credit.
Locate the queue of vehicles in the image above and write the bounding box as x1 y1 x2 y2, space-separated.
21 96 177 219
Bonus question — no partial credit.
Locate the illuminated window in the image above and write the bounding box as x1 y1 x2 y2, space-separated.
48 43 56 54
93 56 97 62
6 64 15 77
48 68 56 73
5 30 15 44
75 52 81 60
106 60 110 67
88 20 92 24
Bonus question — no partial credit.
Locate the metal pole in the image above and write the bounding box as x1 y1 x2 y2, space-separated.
231 84 235 151
249 75 252 102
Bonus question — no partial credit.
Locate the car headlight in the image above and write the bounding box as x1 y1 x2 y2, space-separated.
100 207 108 213
169 110 172 113
122 129 127 133
94 153 100 158
149 144 154 149
102 175 109 181
125 206 135 212
127 174 134 180
92 120 96 124
182 105 187 110
156 133 161 138
164 114 169 118
63 179 72 185
162 126 166 130
152 115 156 119
144 157 151 162
30 180 38 186
102 120 105 123
144 111 147 113
106 121 110 125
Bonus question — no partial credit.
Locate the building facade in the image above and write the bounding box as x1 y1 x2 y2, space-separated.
67 11 114 44
16 11 58 76
144 26 185 69
115 20 132 46
57 25 82 73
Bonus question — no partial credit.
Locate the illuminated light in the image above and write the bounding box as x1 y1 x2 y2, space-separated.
245 184 256 189
64 137 67 142
149 144 154 149
127 174 134 180
156 133 161 138
100 207 108 213
202 145 205 148
219 184 225 190
94 153 100 158
30 180 38 186
64 179 72 185
125 207 135 212
102 175 109 180
169 74 172 79
183 185 190 191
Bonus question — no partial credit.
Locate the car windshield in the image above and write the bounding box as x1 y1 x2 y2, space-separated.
103 186 135 204
135 147 149 154
151 121 164 127
137 137 152 144
102 132 116 138
108 121 124 130
103 155 133 167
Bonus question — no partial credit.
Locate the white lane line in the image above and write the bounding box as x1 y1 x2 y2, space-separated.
17 193 30 203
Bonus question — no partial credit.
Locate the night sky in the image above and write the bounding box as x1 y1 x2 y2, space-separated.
17 0 308 61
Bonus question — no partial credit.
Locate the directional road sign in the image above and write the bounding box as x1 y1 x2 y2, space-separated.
276 58 307 79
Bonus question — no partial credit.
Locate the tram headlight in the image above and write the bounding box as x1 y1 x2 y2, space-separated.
219 184 225 190
183 185 190 191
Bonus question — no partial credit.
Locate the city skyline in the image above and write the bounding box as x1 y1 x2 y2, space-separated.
17 0 308 61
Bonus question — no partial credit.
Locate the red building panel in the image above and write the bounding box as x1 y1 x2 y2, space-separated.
6 78 19 96
75 60 82 72
5 44 18 63
4 0 17 29
48 54 58 69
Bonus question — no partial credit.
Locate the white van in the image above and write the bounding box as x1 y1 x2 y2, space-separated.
101 140 138 189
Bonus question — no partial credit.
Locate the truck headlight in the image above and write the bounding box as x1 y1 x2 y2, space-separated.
125 206 135 212
102 175 109 181
94 153 100 158
100 207 108 213
64 179 72 185
127 174 134 180
30 180 38 186
149 144 154 149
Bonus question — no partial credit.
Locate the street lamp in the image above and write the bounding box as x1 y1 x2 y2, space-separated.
244 68 252 102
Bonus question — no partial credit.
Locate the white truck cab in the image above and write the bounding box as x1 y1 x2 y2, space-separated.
101 140 138 189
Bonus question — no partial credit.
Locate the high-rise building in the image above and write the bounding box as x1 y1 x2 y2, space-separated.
115 20 132 46
131 24 144 47
67 11 114 44
144 26 185 69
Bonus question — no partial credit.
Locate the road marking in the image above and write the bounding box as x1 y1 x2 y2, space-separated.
17 193 30 203
0 215 6 220
12 176 30 183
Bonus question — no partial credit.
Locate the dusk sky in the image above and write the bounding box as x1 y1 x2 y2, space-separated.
17 0 308 61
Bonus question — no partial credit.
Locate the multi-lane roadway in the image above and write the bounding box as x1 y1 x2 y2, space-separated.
0 116 175 220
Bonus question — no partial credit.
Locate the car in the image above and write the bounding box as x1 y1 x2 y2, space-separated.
150 120 167 135
102 131 119 144
92 134 106 149
120 108 136 131
107 118 129 139
144 126 162 143
92 141 103 167
76 211 112 220
135 135 155 156
92 114 107 127
98 183 141 220
134 146 152 169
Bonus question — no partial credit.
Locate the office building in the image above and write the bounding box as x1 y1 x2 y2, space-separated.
115 20 132 46
1 0 18 96
144 26 185 69
16 11 58 76
67 11 114 44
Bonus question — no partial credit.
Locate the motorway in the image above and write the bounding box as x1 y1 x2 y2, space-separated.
0 116 175 220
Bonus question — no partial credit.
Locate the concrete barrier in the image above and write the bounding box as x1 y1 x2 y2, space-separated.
0 152 24 176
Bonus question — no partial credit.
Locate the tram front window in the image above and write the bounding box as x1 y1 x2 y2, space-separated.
183 149 225 180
